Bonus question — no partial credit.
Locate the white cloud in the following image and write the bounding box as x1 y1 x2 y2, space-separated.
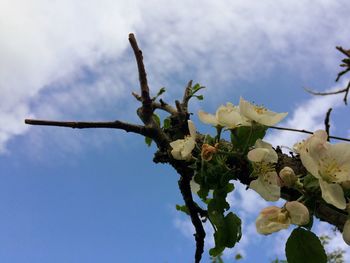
2 0 350 153
315 221 350 261
265 82 347 148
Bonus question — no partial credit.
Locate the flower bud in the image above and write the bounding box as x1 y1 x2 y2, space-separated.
285 201 309 225
201 143 217 161
256 206 290 235
279 167 297 187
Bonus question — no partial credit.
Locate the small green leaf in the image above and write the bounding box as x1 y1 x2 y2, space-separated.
163 118 171 129
156 87 166 97
285 228 327 263
194 95 204 100
175 204 190 215
302 174 320 191
145 137 152 147
191 83 205 93
209 245 225 257
153 114 161 126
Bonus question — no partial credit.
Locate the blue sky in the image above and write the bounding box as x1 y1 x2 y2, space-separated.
1 1 350 262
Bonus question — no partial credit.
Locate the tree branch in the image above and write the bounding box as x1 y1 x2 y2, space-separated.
182 80 193 113
324 108 332 141
268 125 350 142
24 119 152 137
132 91 177 115
177 170 206 263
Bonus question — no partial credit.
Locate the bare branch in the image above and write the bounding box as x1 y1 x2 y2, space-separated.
25 119 152 137
268 125 350 142
324 108 332 141
132 91 177 114
182 80 193 113
336 46 350 58
128 33 151 106
178 172 205 263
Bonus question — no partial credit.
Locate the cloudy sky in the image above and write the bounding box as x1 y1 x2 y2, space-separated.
1 1 350 262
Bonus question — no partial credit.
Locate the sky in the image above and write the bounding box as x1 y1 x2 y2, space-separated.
1 0 350 262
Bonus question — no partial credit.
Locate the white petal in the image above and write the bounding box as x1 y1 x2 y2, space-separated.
181 137 196 160
258 111 288 126
217 107 244 129
187 120 197 139
256 207 290 235
249 174 280 201
247 148 270 162
198 110 218 126
342 219 350 246
239 97 287 126
254 139 278 163
326 143 350 182
285 201 309 225
319 179 346 209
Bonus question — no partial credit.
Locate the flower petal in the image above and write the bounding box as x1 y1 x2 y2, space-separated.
198 110 218 126
285 201 309 225
239 97 287 126
250 173 280 201
256 207 290 235
319 179 346 209
187 120 197 139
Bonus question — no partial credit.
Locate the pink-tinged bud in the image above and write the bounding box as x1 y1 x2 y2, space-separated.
279 167 297 187
256 206 290 235
201 143 217 161
285 201 309 226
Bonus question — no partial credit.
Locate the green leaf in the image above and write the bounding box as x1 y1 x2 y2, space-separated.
191 83 205 94
194 95 204 100
145 137 152 147
209 212 242 256
153 114 161 126
302 174 320 191
285 228 327 263
223 212 242 247
156 87 166 97
209 245 225 257
175 204 190 215
230 124 267 152
163 117 171 129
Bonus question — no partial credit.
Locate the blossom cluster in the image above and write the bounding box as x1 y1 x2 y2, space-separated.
169 97 350 245
198 97 288 128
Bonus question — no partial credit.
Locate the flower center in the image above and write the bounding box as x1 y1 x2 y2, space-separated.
253 162 275 177
254 106 267 115
319 157 342 182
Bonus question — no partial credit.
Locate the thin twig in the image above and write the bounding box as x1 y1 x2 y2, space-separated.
304 86 349 96
268 125 350 142
324 108 332 141
132 91 177 114
24 119 151 136
336 46 350 58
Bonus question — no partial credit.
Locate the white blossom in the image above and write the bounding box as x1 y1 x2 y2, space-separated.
170 120 196 161
248 139 280 201
239 97 288 126
198 103 250 129
295 130 350 209
256 201 309 235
